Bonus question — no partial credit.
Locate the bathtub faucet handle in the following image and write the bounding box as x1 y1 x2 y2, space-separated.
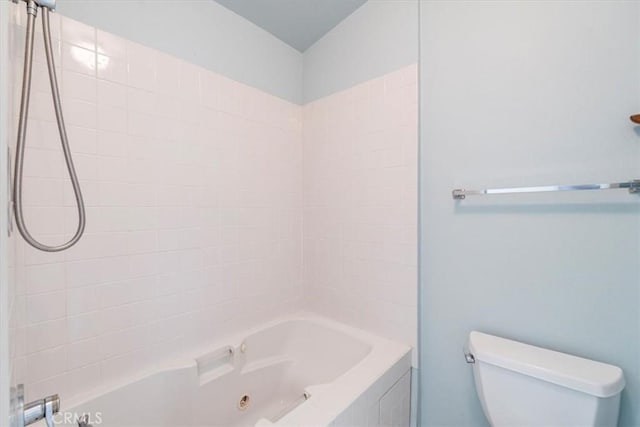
43 395 58 427
77 414 93 427
23 393 59 427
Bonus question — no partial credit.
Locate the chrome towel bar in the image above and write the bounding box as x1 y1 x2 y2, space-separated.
452 180 640 200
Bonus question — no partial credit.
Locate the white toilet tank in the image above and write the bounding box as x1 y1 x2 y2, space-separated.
467 331 625 427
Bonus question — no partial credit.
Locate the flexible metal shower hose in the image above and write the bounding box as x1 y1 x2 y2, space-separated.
13 2 85 252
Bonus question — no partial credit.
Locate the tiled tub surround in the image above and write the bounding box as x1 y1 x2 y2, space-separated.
302 65 418 361
56 314 411 427
7 3 418 418
9 7 303 403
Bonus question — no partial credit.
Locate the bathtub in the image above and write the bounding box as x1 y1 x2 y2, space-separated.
56 314 412 427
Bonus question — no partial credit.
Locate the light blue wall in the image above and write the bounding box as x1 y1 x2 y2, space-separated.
215 0 366 53
56 0 419 105
56 0 303 104
302 0 418 103
419 1 640 426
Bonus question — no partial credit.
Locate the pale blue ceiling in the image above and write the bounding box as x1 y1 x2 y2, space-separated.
214 0 367 52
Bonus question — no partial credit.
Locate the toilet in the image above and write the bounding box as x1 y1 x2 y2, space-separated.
466 331 625 427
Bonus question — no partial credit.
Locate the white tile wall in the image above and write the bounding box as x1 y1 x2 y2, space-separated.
302 65 418 362
9 5 303 403
3 1 19 422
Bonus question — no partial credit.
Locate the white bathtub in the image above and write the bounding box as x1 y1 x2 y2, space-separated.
56 314 412 427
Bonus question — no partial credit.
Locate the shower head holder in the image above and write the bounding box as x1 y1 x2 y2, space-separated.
12 0 56 12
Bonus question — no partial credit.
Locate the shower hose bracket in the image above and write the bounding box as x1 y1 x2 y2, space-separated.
12 0 56 12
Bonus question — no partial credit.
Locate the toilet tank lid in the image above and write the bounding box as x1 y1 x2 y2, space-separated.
468 331 625 398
